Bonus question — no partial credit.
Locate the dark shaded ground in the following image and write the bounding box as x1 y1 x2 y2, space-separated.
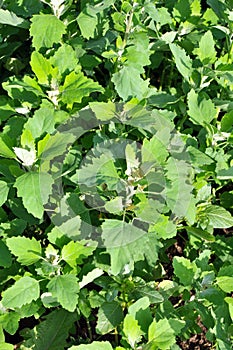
178 316 212 349
165 234 213 350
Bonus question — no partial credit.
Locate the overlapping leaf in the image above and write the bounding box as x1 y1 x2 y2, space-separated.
2 276 40 309
14 172 54 218
47 274 79 312
30 14 66 50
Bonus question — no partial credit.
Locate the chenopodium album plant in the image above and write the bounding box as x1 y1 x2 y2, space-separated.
0 0 233 349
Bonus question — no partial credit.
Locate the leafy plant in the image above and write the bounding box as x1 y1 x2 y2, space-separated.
0 0 233 349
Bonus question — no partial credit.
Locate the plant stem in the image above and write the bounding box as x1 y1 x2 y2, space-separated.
114 328 119 345
122 6 134 48
86 319 92 342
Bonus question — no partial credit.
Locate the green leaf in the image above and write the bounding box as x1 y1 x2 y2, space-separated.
30 52 54 85
0 9 29 28
5 0 43 17
187 146 214 168
145 4 172 27
147 318 185 349
132 285 164 304
21 129 35 151
185 226 215 242
173 256 197 286
157 280 178 295
98 159 119 190
125 143 140 175
13 147 36 167
148 92 179 108
0 218 27 237
216 266 233 293
169 43 193 81
23 75 45 94
6 236 41 265
165 157 194 218
0 324 6 341
105 197 124 215
89 101 116 121
149 215 177 239
27 309 76 350
187 89 217 126
74 152 121 193
142 135 169 164
40 132 76 169
148 319 176 349
30 14 66 50
0 96 15 121
112 66 150 101
225 297 233 321
24 101 55 139
96 301 124 334
128 297 153 334
49 217 82 244
0 240 12 268
216 276 233 293
2 276 40 309
60 71 104 108
0 136 16 159
217 167 233 180
50 44 78 77
14 172 54 219
191 0 202 16
204 205 233 228
0 181 9 206
173 0 191 21
61 241 96 268
18 301 40 318
47 274 79 312
125 32 151 73
221 110 233 132
41 292 59 308
69 342 113 350
102 220 160 275
79 268 104 289
195 30 216 64
136 199 161 224
2 77 44 105
0 312 20 335
7 198 39 225
0 343 14 350
123 314 143 348
77 9 98 40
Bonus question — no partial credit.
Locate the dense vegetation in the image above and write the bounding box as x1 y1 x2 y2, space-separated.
0 0 233 349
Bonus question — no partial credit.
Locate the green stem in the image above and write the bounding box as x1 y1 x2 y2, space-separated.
122 6 134 48
86 319 92 342
177 113 188 131
114 327 119 345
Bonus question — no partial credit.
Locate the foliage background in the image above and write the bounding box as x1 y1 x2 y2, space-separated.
0 0 233 349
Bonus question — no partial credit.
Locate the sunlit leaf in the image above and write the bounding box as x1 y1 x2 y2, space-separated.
2 277 40 309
